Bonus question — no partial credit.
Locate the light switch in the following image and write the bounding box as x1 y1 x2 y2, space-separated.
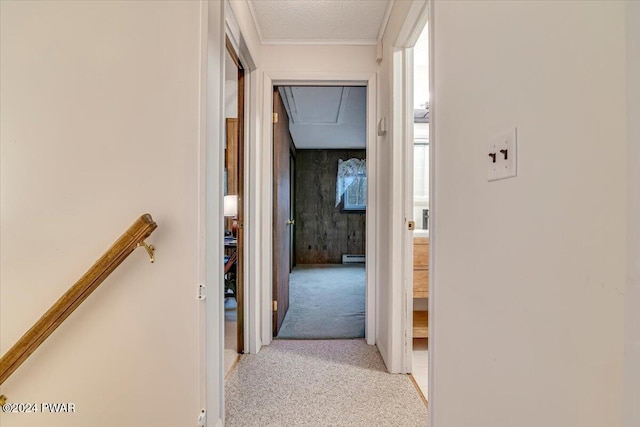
488 127 517 181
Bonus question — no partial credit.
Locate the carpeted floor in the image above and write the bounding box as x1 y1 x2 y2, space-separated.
276 264 365 339
225 339 429 426
225 298 239 378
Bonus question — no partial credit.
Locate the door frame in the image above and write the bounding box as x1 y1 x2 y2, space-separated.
394 1 430 375
391 0 433 410
258 72 378 347
201 1 259 424
200 2 224 425
224 0 260 356
427 0 436 415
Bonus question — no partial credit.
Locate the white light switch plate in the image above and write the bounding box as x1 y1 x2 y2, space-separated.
488 127 517 181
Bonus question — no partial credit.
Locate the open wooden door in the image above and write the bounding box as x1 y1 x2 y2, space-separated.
273 87 294 336
226 38 244 354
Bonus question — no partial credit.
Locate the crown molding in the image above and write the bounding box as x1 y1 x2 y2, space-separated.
377 0 395 41
246 0 265 45
262 38 378 46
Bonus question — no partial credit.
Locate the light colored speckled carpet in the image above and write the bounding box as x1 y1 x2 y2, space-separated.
225 340 429 426
276 264 365 339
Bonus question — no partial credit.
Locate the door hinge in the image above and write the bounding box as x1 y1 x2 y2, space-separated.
273 300 278 311
197 409 206 427
197 284 206 300
273 112 278 123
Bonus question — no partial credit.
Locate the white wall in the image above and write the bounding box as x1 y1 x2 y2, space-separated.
0 1 204 425
226 80 238 118
625 2 640 426
432 2 626 426
260 44 378 75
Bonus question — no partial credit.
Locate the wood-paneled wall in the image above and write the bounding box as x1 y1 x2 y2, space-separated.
295 149 366 264
225 118 238 232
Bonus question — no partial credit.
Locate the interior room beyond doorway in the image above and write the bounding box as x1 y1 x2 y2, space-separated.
272 86 368 340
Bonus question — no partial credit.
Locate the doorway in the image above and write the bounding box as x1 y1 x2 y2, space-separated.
271 85 370 340
223 37 245 377
403 20 430 400
410 22 430 398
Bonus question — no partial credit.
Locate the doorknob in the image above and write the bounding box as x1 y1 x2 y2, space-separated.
287 219 295 225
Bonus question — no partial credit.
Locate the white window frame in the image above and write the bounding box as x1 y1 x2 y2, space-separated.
414 138 430 205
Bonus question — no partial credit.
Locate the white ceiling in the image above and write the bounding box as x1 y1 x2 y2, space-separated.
279 86 366 149
248 0 393 45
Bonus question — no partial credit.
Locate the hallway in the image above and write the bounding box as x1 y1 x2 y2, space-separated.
2 1 635 426
225 340 429 426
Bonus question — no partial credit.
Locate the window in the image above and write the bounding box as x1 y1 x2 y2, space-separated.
343 176 367 211
413 23 429 230
336 158 366 211
414 139 429 202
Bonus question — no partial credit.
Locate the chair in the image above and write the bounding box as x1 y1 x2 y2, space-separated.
224 251 238 298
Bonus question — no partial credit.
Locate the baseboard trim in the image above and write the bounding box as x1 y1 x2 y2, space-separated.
225 354 241 382
409 373 429 409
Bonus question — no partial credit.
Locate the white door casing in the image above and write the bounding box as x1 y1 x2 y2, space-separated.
391 0 430 375
258 72 378 348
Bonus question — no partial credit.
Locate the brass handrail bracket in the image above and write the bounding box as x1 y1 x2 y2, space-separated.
137 241 155 263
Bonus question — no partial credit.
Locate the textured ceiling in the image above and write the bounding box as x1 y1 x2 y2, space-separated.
248 0 393 44
279 86 366 149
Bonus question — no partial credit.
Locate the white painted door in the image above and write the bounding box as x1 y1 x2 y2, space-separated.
402 47 416 374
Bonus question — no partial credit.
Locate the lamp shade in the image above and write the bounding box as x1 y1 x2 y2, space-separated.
224 195 238 217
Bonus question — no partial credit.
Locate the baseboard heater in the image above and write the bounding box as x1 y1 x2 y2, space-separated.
342 254 365 264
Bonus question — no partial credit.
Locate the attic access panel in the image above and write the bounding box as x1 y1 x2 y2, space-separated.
281 86 350 125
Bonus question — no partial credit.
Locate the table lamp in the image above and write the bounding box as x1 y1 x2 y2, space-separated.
224 195 238 237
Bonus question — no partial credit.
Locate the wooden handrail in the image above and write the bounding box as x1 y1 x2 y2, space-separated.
0 214 157 388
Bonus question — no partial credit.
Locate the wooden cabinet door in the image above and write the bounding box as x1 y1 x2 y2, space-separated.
413 237 429 298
